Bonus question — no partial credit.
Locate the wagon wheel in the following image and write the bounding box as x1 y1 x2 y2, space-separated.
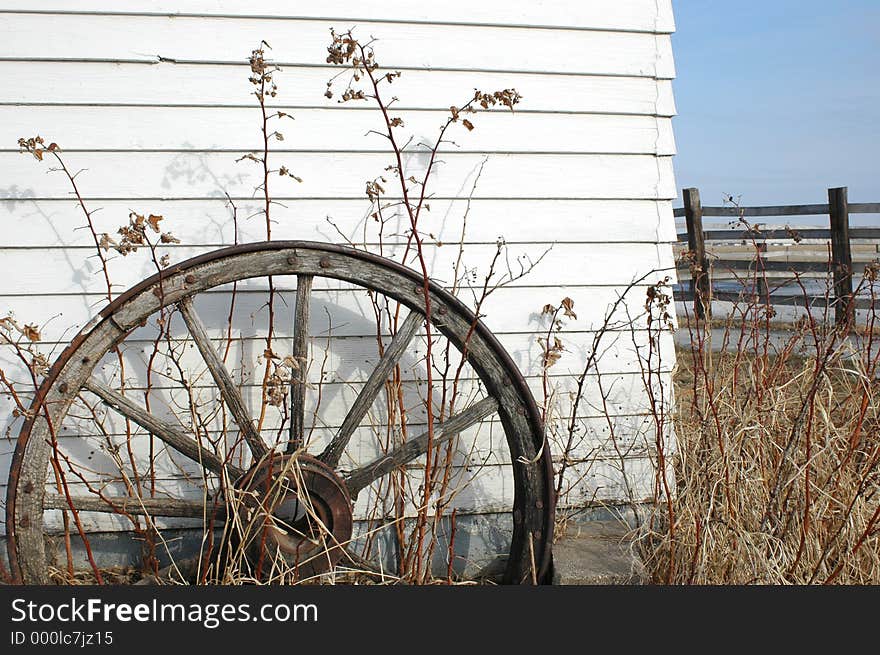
6 241 553 584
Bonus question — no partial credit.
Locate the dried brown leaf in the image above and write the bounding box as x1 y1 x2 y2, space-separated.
146 214 163 232
99 233 115 251
23 323 41 342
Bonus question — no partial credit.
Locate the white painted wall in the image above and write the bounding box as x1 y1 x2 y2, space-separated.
0 1 678 535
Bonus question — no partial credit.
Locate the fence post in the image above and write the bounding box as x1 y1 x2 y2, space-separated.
828 186 853 328
684 187 711 319
756 242 769 301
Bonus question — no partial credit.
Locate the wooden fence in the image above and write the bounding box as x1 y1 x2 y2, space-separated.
673 187 880 325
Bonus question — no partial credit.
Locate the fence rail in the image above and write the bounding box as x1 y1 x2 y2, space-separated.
693 228 880 241
673 202 880 218
674 186 880 326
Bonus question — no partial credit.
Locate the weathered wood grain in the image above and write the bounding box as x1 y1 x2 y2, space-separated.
44 493 221 518
344 396 499 494
681 260 832 274
674 203 880 218
320 309 423 467
177 296 267 459
683 187 710 319
676 289 879 310
829 187 854 327
288 274 312 451
9 318 124 583
82 378 242 478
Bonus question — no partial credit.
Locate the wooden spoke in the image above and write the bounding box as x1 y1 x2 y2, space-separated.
319 309 423 467
344 396 498 495
287 274 313 453
177 296 267 460
45 493 224 519
83 378 243 479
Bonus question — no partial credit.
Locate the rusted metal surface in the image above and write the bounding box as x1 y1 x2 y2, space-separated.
236 453 353 578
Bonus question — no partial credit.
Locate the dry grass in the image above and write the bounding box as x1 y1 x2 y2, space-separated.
638 310 880 584
48 566 141 585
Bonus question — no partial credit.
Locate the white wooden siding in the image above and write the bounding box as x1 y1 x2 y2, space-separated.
0 200 678 246
0 108 677 154
0 1 678 532
1 63 677 115
0 1 675 32
0 14 675 77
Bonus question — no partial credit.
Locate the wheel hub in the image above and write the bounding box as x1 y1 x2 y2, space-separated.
234 453 353 578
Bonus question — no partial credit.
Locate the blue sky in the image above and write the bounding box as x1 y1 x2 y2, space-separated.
671 1 880 208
